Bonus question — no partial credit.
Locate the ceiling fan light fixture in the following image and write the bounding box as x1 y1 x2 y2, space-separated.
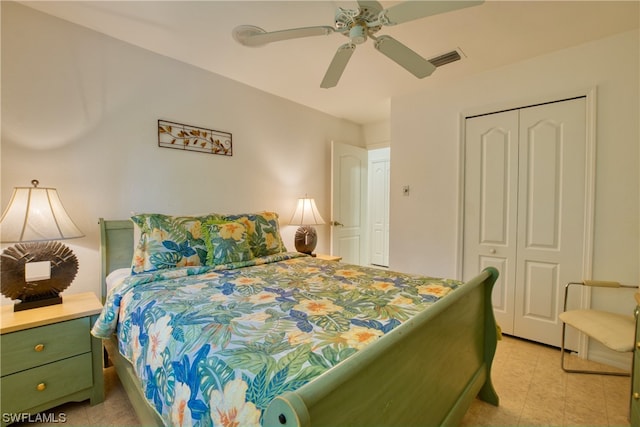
349 24 367 44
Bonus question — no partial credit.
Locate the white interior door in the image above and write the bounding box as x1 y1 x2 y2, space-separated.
463 97 588 348
331 141 368 265
513 99 587 347
369 148 390 267
463 110 519 335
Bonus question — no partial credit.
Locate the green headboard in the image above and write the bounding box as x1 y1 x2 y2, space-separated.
98 218 134 300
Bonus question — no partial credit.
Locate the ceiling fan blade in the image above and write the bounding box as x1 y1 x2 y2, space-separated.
383 1 484 26
357 1 384 13
233 25 335 47
321 44 356 89
374 35 436 78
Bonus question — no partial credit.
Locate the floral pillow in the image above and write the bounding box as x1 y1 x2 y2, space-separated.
222 211 286 257
202 219 254 266
130 213 217 274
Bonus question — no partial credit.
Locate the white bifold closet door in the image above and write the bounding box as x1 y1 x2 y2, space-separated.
463 97 588 348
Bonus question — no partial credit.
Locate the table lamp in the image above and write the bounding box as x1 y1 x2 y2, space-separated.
289 196 325 255
0 180 84 311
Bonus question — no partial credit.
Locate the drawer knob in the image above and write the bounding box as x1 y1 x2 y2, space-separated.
36 383 46 392
634 392 640 400
34 344 45 352
637 342 640 350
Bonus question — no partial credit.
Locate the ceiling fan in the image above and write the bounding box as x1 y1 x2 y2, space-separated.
232 1 483 88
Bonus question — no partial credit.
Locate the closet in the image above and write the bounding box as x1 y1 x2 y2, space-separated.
462 97 591 348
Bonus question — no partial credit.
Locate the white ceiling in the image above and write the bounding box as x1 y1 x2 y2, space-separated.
20 1 640 124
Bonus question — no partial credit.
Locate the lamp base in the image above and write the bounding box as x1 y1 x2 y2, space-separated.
294 226 318 255
14 296 63 312
1 241 78 309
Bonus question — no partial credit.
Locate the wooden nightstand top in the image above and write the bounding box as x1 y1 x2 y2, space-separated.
1 292 102 335
316 254 342 262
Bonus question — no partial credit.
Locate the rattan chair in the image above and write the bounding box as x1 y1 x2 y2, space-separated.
559 280 636 376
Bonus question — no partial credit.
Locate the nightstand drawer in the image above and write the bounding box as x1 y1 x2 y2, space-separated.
0 317 91 376
0 353 93 414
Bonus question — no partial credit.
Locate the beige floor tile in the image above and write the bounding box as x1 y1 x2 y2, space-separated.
463 335 630 427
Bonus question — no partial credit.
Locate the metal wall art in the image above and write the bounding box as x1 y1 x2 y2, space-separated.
158 120 232 156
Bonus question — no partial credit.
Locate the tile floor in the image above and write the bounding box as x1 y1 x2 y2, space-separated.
11 335 632 426
462 335 631 427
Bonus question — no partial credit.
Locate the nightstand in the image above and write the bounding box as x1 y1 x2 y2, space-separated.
0 293 104 425
316 254 342 262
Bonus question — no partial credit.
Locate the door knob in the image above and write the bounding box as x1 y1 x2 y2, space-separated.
331 221 344 227
489 248 496 254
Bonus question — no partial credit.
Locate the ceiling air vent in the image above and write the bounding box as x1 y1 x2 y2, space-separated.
429 50 461 68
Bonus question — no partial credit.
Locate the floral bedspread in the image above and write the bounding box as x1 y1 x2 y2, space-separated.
92 253 463 427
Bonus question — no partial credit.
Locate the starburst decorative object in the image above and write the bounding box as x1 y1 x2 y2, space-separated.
0 180 84 311
289 196 325 255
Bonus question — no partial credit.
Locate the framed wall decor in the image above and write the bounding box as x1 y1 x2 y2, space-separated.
158 120 232 156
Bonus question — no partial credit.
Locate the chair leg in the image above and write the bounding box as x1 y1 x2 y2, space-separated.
561 322 630 376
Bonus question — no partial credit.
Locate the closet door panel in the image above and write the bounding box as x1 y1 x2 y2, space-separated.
514 97 586 347
522 261 560 321
463 110 519 334
525 122 562 249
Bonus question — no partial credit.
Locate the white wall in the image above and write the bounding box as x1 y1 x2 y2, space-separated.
362 120 390 149
391 29 639 363
390 29 639 292
0 2 363 304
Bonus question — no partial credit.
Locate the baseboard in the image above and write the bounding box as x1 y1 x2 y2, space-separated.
588 347 633 372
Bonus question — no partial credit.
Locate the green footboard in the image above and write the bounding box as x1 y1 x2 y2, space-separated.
264 267 500 427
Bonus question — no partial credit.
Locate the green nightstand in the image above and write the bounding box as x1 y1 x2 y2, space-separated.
0 293 104 425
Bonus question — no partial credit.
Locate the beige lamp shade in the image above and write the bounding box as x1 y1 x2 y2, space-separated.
289 197 326 226
0 180 84 243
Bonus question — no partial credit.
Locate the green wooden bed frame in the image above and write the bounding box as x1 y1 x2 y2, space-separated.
99 218 500 426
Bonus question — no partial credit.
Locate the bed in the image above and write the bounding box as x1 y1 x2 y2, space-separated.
93 214 500 427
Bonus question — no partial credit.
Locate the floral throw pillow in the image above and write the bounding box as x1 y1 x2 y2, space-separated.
223 212 285 257
131 213 216 274
202 219 254 265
